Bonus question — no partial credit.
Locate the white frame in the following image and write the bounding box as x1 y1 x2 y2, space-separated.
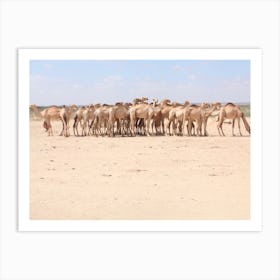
18 48 262 232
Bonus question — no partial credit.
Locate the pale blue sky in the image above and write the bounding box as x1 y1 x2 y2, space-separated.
30 60 250 105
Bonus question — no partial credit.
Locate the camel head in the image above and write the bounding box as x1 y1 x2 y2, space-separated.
161 99 171 105
200 102 210 109
133 98 141 104
152 98 158 107
70 104 78 110
141 96 148 102
212 102 221 110
87 104 95 110
183 100 190 107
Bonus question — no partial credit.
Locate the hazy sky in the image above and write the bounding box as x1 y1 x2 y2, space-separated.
30 60 250 105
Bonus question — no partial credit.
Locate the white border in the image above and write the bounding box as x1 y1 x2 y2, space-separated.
18 48 262 231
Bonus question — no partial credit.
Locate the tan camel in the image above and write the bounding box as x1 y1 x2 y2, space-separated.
184 102 210 136
129 99 155 136
50 104 77 137
73 106 86 136
91 104 111 136
108 102 130 137
150 99 163 135
44 105 77 137
197 102 221 136
80 104 96 136
167 100 190 136
159 99 174 135
30 104 64 136
217 103 250 136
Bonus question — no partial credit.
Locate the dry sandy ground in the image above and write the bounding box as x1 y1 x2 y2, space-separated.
30 117 250 220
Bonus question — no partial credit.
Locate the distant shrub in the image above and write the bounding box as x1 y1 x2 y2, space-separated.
239 105 250 117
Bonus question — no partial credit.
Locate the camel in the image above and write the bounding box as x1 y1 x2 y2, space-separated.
198 102 221 136
91 104 111 136
183 102 221 137
183 103 210 136
217 103 250 136
108 102 130 137
132 97 149 135
167 100 190 136
190 102 221 136
49 104 77 137
129 98 155 136
159 99 174 135
81 104 96 136
150 99 163 135
29 104 73 136
73 106 86 136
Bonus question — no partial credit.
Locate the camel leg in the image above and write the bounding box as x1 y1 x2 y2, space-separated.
218 121 225 136
130 118 136 136
217 123 222 136
232 119 235 136
161 119 165 135
204 119 208 136
182 118 186 136
146 118 151 136
59 120 64 136
45 119 53 136
196 125 200 136
238 118 242 136
62 119 67 137
172 121 177 136
221 125 225 136
49 124 54 136
73 117 78 136
196 120 202 136
217 117 225 136
187 121 192 136
73 123 77 136
89 120 95 136
144 118 148 136
82 122 88 136
167 120 172 136
177 121 183 136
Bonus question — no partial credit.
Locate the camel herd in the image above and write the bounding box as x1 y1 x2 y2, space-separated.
29 97 250 138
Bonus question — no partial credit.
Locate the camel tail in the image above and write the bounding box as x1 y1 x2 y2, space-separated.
242 113 250 134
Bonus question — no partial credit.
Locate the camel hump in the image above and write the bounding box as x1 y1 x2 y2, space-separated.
225 102 236 107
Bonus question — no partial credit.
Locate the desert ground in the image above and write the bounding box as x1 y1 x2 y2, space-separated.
30 116 250 220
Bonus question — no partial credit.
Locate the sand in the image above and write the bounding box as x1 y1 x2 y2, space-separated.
30 117 250 220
